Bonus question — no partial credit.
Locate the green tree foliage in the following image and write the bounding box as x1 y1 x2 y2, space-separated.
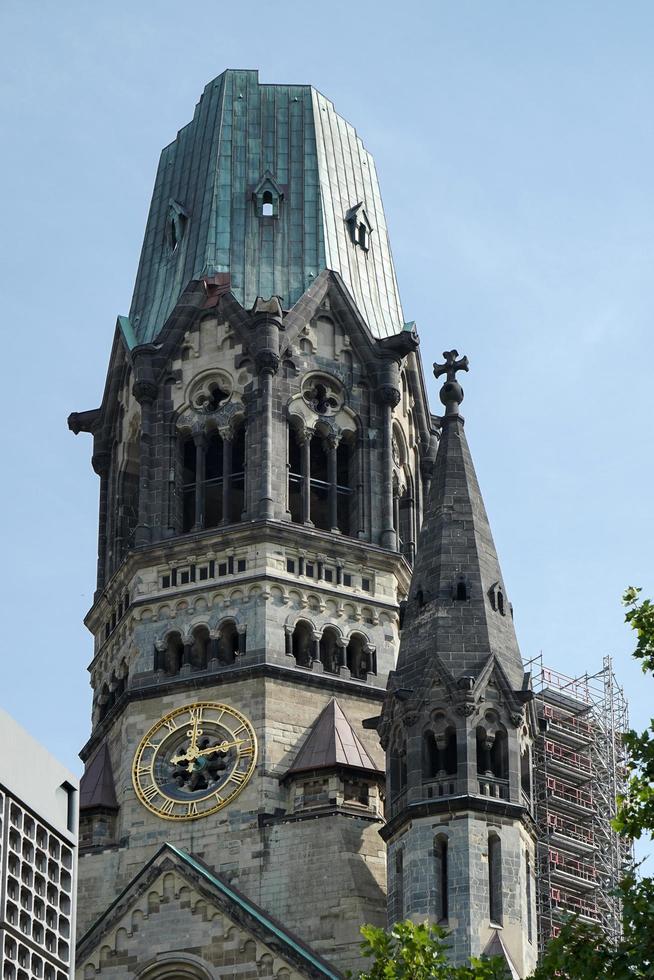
351 922 509 979
531 587 654 979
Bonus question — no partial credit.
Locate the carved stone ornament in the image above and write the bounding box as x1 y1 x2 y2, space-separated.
255 349 280 375
301 374 344 416
455 702 477 718
188 372 233 413
177 399 244 437
392 434 401 467
377 384 401 408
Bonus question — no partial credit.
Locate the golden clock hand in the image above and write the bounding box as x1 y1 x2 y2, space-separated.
195 738 246 757
187 717 203 755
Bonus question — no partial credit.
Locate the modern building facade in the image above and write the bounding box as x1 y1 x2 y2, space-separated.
0 709 78 980
67 69 626 980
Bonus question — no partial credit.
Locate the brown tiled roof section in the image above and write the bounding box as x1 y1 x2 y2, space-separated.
287 699 382 776
80 742 118 811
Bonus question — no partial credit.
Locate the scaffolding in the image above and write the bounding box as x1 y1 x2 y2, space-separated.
527 654 631 955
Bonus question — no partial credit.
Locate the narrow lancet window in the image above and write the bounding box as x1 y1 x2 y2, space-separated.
435 836 449 922
488 834 503 925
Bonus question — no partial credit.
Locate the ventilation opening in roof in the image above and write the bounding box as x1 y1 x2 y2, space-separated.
262 191 274 217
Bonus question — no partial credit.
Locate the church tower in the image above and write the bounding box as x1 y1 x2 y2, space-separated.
378 356 538 977
69 70 436 978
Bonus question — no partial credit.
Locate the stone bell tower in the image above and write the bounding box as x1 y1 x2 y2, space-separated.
69 69 438 978
377 354 538 978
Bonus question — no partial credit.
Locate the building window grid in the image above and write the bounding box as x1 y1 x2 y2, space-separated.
158 556 247 591
2 794 73 978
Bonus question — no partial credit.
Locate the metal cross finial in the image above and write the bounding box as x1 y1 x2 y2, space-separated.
433 349 469 416
434 350 469 383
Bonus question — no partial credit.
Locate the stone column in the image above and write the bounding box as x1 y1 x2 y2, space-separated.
377 384 400 550
327 434 340 532
180 640 193 676
300 430 313 525
393 486 400 551
133 379 158 547
193 431 206 530
208 637 221 671
256 351 279 520
91 451 110 595
221 432 232 525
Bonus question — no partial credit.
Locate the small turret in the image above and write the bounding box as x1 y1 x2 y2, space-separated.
379 354 538 978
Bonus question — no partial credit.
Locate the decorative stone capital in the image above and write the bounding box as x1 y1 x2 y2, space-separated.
255 349 280 376
377 384 401 408
92 451 111 477
132 379 158 405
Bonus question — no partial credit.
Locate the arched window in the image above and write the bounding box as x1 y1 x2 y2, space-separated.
423 728 457 779
319 627 341 674
488 834 503 925
288 428 355 535
262 191 274 217
394 848 404 920
390 738 407 800
497 589 505 615
218 621 239 664
455 580 467 601
181 426 246 532
490 731 508 780
476 727 493 776
160 632 183 676
204 432 223 527
190 626 210 671
292 621 313 667
422 731 439 778
98 684 110 722
115 438 140 565
398 483 415 563
346 634 373 680
521 746 531 799
434 835 449 922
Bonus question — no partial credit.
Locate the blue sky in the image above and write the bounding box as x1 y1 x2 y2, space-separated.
1 2 652 855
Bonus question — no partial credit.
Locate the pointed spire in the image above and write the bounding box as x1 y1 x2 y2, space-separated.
396 353 525 692
80 742 118 811
286 699 382 777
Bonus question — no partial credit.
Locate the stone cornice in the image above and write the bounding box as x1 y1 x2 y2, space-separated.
85 519 412 637
379 794 536 843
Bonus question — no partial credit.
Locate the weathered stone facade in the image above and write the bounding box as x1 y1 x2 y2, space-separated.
70 68 538 980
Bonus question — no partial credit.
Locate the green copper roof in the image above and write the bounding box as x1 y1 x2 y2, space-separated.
128 69 404 346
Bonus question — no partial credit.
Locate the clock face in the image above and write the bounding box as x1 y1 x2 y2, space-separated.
132 701 257 821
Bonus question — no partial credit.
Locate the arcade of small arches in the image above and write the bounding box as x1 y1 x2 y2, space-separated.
286 622 376 680
388 709 530 802
96 659 129 723
153 621 245 676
